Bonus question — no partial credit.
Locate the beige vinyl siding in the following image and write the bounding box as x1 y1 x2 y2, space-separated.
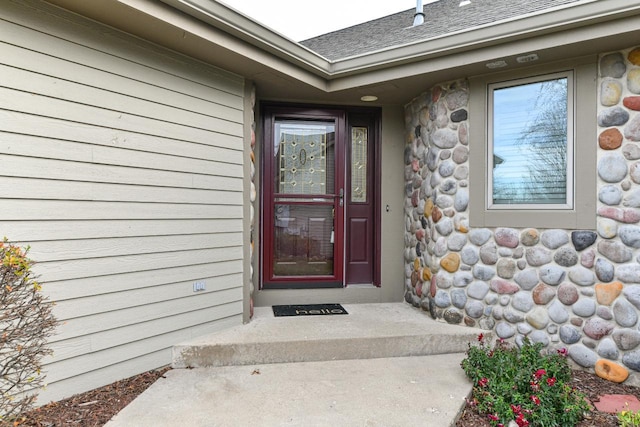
0 0 246 403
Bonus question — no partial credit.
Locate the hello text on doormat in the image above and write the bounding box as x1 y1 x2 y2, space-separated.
272 303 348 317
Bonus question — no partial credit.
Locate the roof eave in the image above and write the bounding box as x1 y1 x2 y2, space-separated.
328 0 640 76
156 0 640 81
44 0 640 97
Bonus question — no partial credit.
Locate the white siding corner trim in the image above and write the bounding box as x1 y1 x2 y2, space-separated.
0 0 246 403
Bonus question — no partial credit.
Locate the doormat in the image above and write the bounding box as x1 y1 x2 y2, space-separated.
272 303 348 317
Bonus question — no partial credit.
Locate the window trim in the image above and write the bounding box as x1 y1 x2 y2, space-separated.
469 59 597 230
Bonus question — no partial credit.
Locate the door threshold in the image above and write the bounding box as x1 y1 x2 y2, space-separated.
254 286 384 307
347 283 377 289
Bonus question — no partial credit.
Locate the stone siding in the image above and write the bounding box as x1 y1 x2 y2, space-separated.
403 46 640 384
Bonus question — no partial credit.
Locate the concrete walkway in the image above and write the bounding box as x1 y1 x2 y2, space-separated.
106 303 485 426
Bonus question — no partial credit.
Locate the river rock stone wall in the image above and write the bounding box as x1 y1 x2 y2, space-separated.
403 46 640 385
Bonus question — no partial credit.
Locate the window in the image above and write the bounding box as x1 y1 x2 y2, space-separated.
469 61 596 229
488 72 573 209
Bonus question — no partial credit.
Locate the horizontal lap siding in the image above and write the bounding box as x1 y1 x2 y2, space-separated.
0 0 246 402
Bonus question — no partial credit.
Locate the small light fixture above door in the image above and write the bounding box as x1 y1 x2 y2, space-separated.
360 95 378 102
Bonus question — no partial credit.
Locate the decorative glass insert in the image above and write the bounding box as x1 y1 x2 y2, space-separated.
275 121 335 195
351 127 368 203
488 72 573 209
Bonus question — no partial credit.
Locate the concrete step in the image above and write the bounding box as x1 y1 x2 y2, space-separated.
108 354 471 427
172 303 489 368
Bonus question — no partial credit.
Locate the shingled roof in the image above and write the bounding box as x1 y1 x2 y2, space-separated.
300 0 582 61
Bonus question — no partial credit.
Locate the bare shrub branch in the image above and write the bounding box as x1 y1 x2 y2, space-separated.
1 239 58 423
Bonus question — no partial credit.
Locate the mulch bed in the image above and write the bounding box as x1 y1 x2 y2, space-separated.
456 369 640 427
3 366 639 426
4 367 170 427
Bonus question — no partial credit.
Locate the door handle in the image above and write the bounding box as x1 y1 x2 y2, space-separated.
339 188 344 207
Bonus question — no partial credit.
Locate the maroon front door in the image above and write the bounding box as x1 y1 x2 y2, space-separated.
262 106 378 289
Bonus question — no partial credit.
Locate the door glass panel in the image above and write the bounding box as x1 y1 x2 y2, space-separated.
351 127 368 203
273 204 334 276
275 121 335 195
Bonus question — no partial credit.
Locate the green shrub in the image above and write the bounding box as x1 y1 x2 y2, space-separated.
461 334 590 427
1 239 58 423
618 406 640 427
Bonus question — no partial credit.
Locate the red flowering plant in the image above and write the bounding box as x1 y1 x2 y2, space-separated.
461 335 589 426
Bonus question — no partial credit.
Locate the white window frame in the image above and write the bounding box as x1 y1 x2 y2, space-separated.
469 59 596 230
487 71 575 211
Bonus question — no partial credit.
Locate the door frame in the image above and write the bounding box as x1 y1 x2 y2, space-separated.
260 103 381 290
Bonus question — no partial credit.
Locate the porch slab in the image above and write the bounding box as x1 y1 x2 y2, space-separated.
172 303 489 368
106 353 471 427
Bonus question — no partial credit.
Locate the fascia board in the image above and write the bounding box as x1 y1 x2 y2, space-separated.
157 0 331 73
328 0 640 76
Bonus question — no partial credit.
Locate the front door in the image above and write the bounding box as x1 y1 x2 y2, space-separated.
262 106 378 289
